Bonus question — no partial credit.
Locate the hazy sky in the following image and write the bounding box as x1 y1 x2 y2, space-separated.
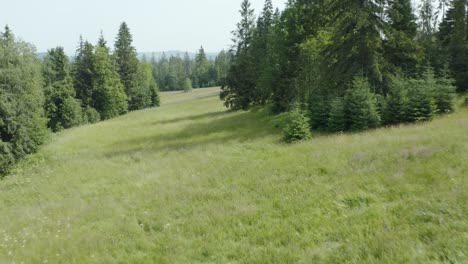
0 0 286 54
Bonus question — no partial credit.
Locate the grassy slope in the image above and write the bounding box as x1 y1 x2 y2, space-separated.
0 88 467 263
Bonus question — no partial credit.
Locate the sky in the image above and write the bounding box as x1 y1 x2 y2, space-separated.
0 0 286 54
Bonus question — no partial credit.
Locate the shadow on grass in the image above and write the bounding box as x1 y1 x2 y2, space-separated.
104 108 286 159
151 111 228 126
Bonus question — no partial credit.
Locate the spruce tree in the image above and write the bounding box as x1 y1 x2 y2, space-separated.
193 46 209 88
131 62 159 110
182 52 192 81
183 78 193 92
214 50 230 86
73 37 95 108
344 77 381 131
283 104 312 143
252 0 275 104
442 0 468 92
383 75 408 125
221 0 257 110
405 72 436 122
385 0 422 75
43 47 83 131
92 43 128 119
328 97 346 132
326 0 386 92
114 22 140 108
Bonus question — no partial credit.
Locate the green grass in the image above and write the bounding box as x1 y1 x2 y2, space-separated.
1 87 467 263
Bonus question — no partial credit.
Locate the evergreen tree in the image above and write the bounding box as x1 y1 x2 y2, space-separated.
131 62 158 110
328 97 346 132
344 77 381 131
182 52 193 81
92 43 128 119
440 0 468 92
0 26 48 174
43 47 83 131
183 78 193 92
73 37 95 108
214 50 231 86
385 0 422 75
252 0 275 104
433 72 456 114
157 53 170 90
271 0 330 113
383 74 408 125
283 104 312 143
193 46 209 88
221 0 257 110
406 72 436 122
326 0 386 93
114 22 140 107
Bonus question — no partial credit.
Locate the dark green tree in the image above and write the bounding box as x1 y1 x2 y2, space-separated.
326 0 387 93
327 97 346 132
73 37 95 108
131 62 159 110
283 104 312 143
439 0 468 92
193 46 209 88
221 0 257 110
405 72 436 122
383 74 408 125
92 43 128 119
344 77 381 131
214 50 231 86
385 0 422 75
43 47 83 131
183 78 193 92
0 26 48 174
114 22 140 108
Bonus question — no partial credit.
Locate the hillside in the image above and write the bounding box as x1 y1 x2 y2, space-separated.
0 87 467 263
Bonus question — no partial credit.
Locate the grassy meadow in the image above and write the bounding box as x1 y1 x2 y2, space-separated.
0 87 467 263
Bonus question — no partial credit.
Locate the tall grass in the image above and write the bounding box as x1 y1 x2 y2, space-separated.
0 88 467 263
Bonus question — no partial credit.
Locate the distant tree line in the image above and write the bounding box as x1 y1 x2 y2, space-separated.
0 22 160 175
222 0 466 141
146 47 231 91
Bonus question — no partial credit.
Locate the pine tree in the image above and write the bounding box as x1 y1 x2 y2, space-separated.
43 47 83 131
114 22 140 108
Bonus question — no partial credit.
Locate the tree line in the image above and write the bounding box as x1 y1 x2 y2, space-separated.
0 22 160 175
222 0 466 141
146 47 231 92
